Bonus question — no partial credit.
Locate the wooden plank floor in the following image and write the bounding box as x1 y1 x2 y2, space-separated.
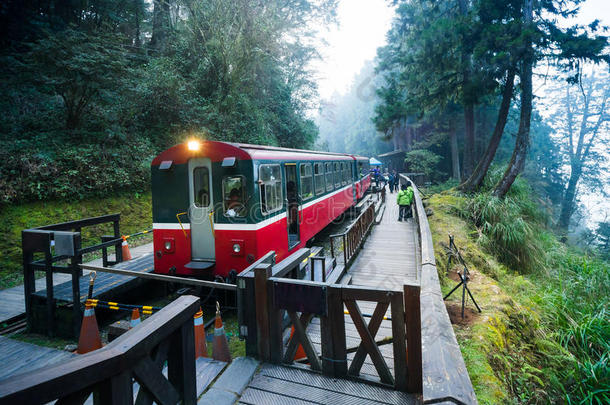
239 196 420 404
0 244 153 324
33 252 154 304
0 336 75 381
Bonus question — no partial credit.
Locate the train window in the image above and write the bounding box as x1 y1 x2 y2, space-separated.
314 163 324 195
334 162 341 188
259 164 283 215
325 163 333 192
299 164 313 200
193 167 210 207
342 162 349 185
222 176 246 217
358 161 367 179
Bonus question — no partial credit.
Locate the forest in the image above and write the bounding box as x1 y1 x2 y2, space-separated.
1 0 336 203
1 0 609 403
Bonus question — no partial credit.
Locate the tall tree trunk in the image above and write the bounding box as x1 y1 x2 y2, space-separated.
457 0 475 179
151 0 170 50
460 68 516 192
558 164 582 230
462 104 475 178
493 0 533 198
450 126 461 181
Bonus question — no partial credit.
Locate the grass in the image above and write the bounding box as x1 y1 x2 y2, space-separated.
0 191 153 288
427 184 610 404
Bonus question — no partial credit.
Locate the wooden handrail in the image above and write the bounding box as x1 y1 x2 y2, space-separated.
399 174 477 403
0 295 200 405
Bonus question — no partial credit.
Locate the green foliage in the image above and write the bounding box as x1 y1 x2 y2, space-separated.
458 168 551 272
0 0 336 205
404 149 442 180
430 187 610 404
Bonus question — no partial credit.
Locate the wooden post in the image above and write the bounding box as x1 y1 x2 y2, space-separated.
22 245 35 331
95 370 133 405
44 238 54 337
404 284 422 393
321 285 346 377
113 218 122 263
71 232 82 338
391 292 408 391
254 264 272 362
168 321 197 405
238 273 258 357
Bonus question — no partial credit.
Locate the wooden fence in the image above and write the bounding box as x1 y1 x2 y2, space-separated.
22 214 124 337
329 202 375 266
238 248 423 393
0 295 201 405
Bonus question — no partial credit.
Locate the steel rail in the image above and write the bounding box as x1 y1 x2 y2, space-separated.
79 263 238 291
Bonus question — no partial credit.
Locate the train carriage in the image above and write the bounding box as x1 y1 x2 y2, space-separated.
151 140 370 281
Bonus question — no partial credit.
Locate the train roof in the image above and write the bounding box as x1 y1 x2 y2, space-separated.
152 141 369 166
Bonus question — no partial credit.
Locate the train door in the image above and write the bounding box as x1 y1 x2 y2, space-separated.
188 158 215 263
284 163 300 249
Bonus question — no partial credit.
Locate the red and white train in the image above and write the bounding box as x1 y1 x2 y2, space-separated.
151 140 370 281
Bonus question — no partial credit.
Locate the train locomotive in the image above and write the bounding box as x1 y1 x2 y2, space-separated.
151 140 371 282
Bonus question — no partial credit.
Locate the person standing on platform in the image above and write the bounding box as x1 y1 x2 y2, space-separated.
392 170 399 193
397 181 414 221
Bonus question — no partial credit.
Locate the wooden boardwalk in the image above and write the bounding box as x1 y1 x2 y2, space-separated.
237 195 421 404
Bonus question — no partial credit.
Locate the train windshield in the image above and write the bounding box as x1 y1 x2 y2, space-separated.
222 176 246 217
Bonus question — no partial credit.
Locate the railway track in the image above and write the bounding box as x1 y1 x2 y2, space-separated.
0 317 27 336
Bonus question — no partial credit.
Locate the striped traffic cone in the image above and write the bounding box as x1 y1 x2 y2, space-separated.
130 308 141 329
77 302 102 354
121 236 132 261
212 302 231 362
193 307 208 358
290 326 307 361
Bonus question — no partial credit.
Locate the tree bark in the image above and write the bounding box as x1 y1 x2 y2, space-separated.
460 68 516 192
457 0 475 179
493 0 533 198
558 164 582 230
151 0 171 50
450 126 461 181
462 103 475 178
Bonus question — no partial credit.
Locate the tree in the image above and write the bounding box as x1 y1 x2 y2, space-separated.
493 0 609 197
25 30 131 131
554 73 609 231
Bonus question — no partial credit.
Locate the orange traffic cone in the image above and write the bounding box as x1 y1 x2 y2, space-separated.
194 307 208 358
130 308 141 328
290 326 307 361
121 236 132 261
77 302 102 354
212 302 231 362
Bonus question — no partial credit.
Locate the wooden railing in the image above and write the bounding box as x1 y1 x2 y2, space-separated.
0 295 200 405
22 214 125 337
250 267 422 393
329 202 375 267
399 174 477 404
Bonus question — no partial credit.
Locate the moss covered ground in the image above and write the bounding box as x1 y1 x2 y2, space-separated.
0 192 153 288
426 189 609 404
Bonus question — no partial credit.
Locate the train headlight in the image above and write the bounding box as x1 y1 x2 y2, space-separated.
232 243 241 253
187 139 201 151
162 238 175 253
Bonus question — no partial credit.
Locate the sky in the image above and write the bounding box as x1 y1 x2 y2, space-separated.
312 0 395 100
